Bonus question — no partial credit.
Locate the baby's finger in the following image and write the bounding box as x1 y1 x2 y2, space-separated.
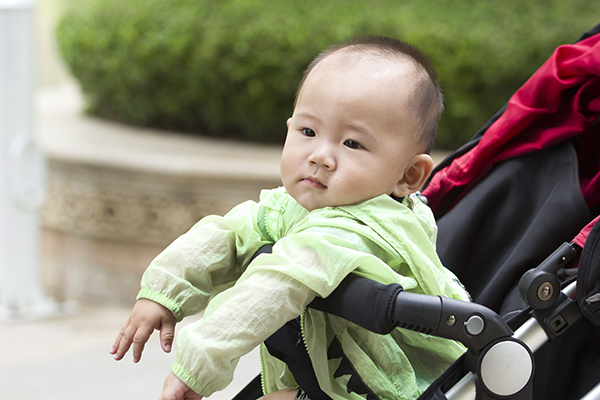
109 323 129 355
113 323 139 361
131 325 155 363
160 321 176 353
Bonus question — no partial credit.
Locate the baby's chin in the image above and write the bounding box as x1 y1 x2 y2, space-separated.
297 198 373 212
285 184 386 211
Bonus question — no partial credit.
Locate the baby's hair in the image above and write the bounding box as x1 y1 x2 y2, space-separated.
295 36 443 154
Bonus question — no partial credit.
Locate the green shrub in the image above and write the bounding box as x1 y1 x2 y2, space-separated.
57 0 598 149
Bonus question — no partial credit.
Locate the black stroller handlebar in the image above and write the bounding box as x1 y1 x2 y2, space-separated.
308 272 403 335
394 291 513 354
309 273 513 354
258 245 513 353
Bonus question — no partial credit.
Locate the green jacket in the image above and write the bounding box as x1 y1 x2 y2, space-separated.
138 187 469 399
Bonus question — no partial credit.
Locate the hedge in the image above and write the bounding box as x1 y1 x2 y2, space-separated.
57 0 598 149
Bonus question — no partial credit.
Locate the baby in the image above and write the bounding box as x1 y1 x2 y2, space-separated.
111 36 469 400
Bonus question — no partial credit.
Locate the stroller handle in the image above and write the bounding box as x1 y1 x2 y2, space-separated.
392 291 513 354
309 273 514 354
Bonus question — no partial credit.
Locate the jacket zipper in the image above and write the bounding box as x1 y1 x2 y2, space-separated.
259 343 268 396
261 311 310 396
300 309 309 361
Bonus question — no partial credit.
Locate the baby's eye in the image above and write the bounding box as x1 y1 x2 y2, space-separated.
301 128 316 137
344 139 364 149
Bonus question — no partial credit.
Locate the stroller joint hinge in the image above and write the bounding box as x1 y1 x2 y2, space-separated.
531 292 582 341
518 242 579 310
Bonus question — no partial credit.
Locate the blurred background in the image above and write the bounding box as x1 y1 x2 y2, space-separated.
0 0 598 398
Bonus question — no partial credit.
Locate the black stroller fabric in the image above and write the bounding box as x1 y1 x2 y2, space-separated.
433 140 589 313
417 23 600 400
423 23 600 314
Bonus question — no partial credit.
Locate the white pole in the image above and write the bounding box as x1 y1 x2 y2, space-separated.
0 0 58 320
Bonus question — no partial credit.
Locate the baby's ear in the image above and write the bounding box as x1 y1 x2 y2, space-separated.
393 154 434 198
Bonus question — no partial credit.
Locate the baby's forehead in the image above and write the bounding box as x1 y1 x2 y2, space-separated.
299 44 437 154
311 50 419 91
325 46 415 70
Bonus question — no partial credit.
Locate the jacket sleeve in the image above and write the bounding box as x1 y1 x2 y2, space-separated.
137 199 272 321
172 270 316 397
170 222 393 396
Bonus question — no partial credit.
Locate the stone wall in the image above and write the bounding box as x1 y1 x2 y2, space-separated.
36 86 283 306
40 158 281 306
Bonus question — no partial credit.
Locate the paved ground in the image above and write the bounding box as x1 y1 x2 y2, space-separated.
0 304 260 399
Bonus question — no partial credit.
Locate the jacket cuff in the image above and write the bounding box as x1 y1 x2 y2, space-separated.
172 361 212 397
137 287 185 322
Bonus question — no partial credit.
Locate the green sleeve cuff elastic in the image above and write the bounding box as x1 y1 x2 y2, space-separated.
172 361 211 397
137 287 185 322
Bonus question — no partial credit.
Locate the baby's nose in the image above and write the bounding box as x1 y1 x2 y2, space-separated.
309 147 336 169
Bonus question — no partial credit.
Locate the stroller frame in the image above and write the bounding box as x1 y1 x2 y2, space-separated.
311 242 587 400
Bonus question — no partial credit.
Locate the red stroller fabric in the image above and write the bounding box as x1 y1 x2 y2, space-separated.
574 215 600 247
424 33 600 215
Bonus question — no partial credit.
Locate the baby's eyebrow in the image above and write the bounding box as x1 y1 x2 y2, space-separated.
347 123 375 141
293 112 322 123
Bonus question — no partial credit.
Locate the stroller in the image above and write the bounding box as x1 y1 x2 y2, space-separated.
236 22 600 400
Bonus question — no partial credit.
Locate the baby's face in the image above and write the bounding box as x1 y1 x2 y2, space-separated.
281 51 421 211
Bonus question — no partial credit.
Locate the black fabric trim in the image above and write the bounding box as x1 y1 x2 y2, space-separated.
327 337 380 400
576 22 600 42
264 317 383 400
390 194 405 203
578 220 600 325
264 317 332 400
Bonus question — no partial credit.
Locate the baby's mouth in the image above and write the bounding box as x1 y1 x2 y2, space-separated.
303 176 327 189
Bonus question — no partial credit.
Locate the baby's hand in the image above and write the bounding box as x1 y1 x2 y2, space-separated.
110 298 177 363
160 372 203 400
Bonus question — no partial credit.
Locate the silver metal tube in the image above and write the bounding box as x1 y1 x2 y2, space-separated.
563 281 577 299
445 373 476 400
514 317 548 353
581 382 600 400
